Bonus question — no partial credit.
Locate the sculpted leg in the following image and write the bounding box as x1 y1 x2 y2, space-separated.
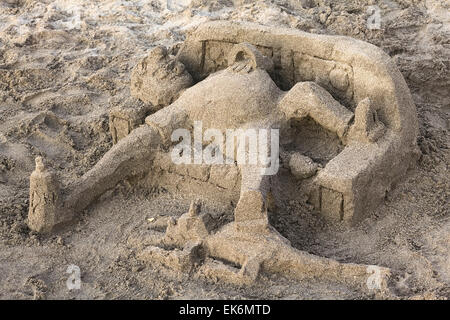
64 125 162 213
234 165 272 234
28 101 190 233
27 126 161 233
279 81 354 140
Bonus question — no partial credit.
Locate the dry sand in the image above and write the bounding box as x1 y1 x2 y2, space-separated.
0 0 448 299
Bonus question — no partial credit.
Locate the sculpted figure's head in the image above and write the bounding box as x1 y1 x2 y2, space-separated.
131 45 193 108
228 42 274 74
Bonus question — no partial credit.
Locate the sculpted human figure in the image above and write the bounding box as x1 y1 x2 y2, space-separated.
31 41 357 229
26 21 419 294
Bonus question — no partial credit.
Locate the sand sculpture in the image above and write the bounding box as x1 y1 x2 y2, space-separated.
27 21 419 291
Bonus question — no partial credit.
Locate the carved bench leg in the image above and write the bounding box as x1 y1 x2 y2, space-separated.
109 103 153 144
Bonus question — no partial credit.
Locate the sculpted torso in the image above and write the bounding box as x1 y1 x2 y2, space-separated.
176 67 283 130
